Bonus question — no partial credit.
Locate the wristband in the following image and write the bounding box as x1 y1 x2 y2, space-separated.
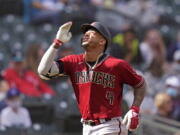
53 39 63 48
130 106 140 113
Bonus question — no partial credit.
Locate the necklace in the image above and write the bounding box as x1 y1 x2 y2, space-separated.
85 53 103 70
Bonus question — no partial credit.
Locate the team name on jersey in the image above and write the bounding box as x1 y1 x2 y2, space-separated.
75 71 115 88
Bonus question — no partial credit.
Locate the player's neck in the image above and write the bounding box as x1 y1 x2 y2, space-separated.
84 51 103 62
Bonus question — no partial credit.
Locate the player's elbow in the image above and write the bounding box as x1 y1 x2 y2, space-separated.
37 66 50 80
39 74 51 80
37 65 43 75
37 63 59 80
134 80 147 95
37 64 48 76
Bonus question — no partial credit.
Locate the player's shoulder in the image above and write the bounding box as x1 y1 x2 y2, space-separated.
107 55 128 65
62 54 83 60
106 55 132 70
65 54 83 58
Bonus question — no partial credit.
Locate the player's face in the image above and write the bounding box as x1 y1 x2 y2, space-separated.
82 30 105 50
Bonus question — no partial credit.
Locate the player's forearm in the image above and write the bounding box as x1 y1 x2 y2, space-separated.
132 81 146 107
38 22 72 77
37 44 59 75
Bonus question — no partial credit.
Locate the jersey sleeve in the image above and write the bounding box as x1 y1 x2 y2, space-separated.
56 55 74 76
120 61 144 88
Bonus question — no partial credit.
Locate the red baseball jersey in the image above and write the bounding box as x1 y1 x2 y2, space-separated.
58 54 144 120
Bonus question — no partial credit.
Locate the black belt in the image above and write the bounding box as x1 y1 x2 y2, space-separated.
82 118 112 126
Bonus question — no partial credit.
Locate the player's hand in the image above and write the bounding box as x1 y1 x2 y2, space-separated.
56 21 72 43
122 106 140 131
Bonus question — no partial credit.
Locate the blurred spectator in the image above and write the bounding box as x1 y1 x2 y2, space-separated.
90 0 104 7
23 0 69 25
3 52 55 97
165 76 180 98
25 44 56 97
154 93 173 119
144 56 168 97
0 74 9 112
165 76 180 121
140 29 166 70
25 44 45 73
115 0 163 27
91 0 115 9
0 88 32 128
168 50 180 79
167 31 180 62
124 70 156 114
69 0 96 21
110 27 142 65
124 87 156 114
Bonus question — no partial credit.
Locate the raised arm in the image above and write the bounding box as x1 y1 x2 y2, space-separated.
37 22 72 80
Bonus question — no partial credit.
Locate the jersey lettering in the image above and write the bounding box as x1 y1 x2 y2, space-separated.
75 71 115 88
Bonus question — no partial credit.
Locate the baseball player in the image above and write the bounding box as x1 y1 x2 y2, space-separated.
38 22 146 135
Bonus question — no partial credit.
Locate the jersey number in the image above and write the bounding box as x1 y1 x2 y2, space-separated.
106 91 114 105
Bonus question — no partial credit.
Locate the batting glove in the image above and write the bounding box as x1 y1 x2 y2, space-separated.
122 106 140 131
56 21 72 43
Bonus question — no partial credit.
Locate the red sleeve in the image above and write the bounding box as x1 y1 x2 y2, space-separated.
58 55 75 75
120 61 144 88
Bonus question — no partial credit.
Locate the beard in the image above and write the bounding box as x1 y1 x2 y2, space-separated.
81 41 89 47
80 37 99 50
81 37 89 48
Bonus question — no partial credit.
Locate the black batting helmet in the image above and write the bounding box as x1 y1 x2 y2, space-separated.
81 22 111 51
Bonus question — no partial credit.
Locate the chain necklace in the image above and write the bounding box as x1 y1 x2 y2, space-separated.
85 53 103 70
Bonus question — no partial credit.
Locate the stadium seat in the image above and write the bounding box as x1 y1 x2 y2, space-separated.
2 15 22 28
13 23 25 36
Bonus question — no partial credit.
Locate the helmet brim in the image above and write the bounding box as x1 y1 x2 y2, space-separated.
81 24 100 34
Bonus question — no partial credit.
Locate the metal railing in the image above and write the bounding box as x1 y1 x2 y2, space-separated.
134 114 180 135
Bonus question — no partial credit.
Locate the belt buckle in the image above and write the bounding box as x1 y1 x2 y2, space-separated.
87 120 94 125
84 120 96 126
99 118 112 124
99 119 106 123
